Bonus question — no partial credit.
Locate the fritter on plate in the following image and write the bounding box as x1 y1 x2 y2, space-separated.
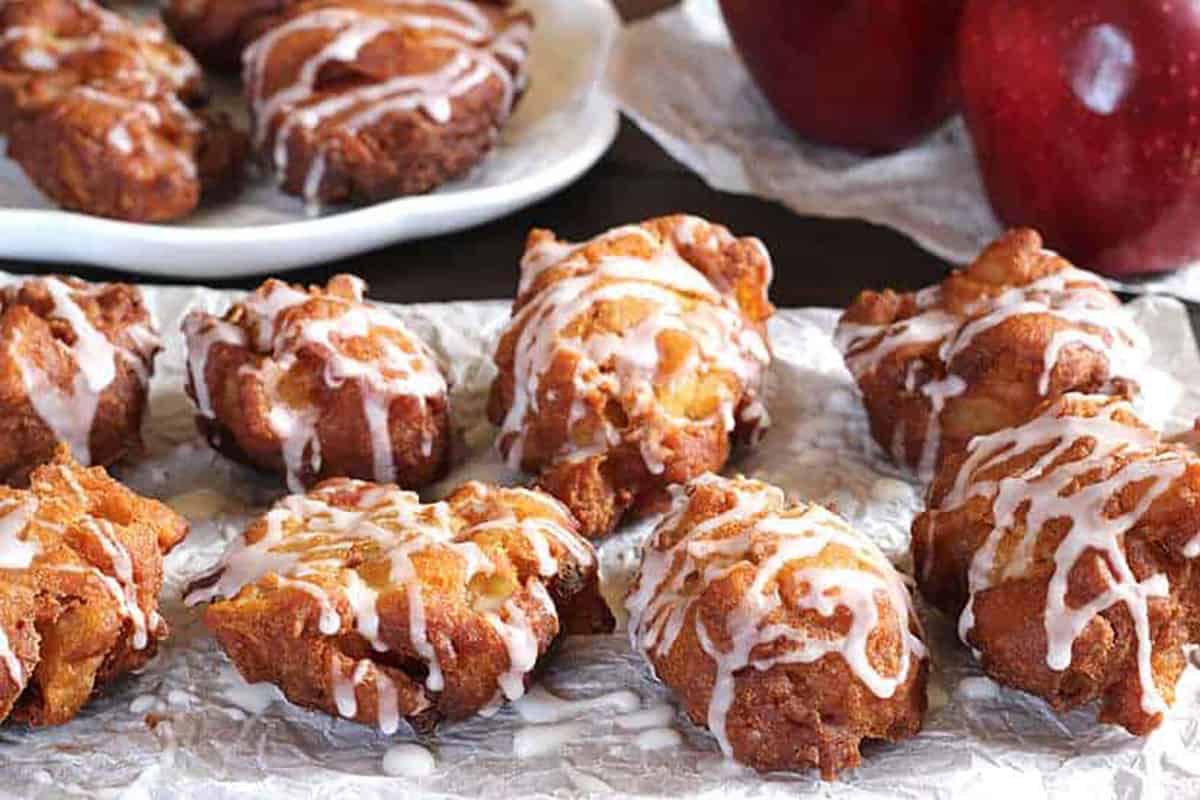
242 0 531 207
0 0 245 220
7 80 246 221
0 0 201 131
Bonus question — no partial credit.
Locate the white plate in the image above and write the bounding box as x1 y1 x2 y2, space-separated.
0 0 620 278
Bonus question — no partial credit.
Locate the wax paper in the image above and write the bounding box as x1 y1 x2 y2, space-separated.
2 275 1199 798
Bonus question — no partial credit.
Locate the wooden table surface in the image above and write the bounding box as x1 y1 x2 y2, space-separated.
0 0 1183 324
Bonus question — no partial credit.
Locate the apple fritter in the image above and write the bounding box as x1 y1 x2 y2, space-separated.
0 450 189 726
241 0 531 207
627 474 928 779
913 393 1200 734
0 0 245 221
0 275 160 486
836 228 1146 480
0 0 202 131
187 478 613 732
488 215 774 538
182 274 450 492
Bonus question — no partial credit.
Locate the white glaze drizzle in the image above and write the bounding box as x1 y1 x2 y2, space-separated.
40 467 157 651
499 218 771 474
78 516 150 649
0 497 37 570
7 277 158 465
179 312 245 419
186 479 595 727
484 578 547 701
626 474 924 758
70 86 202 177
835 265 1148 478
933 395 1197 716
0 0 201 164
242 0 530 204
0 498 38 688
181 278 447 491
0 0 199 85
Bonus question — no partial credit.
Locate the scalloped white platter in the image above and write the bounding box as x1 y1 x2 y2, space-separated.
0 0 619 278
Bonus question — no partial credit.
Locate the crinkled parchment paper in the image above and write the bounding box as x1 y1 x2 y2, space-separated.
2 276 1200 800
607 0 1200 303
0 0 617 226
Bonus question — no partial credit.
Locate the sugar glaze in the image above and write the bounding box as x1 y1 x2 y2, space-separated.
835 263 1148 479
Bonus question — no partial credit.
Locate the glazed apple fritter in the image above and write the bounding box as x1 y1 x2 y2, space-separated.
836 228 1146 480
0 275 160 486
0 0 202 131
241 0 531 206
0 0 246 221
913 393 1200 735
0 450 189 726
627 474 928 779
181 274 450 492
488 215 774 539
186 478 613 732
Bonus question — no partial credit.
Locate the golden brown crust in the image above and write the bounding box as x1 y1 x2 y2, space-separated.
192 478 612 731
836 229 1145 479
0 276 159 486
912 393 1200 735
627 474 927 779
0 450 189 726
0 0 246 220
488 215 774 538
7 82 247 222
0 0 202 131
242 0 531 205
182 274 451 492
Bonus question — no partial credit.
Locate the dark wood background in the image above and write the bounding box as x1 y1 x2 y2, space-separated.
0 0 1183 320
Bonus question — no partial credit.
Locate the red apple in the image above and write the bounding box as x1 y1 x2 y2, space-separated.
959 0 1200 276
718 0 966 153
